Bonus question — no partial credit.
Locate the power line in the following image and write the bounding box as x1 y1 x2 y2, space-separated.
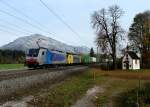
39 0 87 45
0 0 56 36
0 0 88 47
0 1 67 43
0 9 54 36
0 18 34 34
0 28 20 36
0 17 64 44
0 23 30 35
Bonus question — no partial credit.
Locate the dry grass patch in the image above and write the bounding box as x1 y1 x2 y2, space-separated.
92 68 150 80
90 68 150 106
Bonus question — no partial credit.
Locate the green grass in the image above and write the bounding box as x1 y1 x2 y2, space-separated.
47 74 93 106
28 71 98 107
0 64 24 70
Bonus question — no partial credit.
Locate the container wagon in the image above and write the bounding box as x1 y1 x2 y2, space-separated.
73 54 81 65
81 55 90 64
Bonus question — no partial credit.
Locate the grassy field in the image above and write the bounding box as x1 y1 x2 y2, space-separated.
25 68 150 107
28 71 98 107
2 68 150 107
0 64 24 70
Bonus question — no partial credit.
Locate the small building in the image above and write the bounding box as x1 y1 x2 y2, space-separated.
122 51 140 70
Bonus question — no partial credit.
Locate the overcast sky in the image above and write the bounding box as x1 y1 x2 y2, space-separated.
0 0 149 49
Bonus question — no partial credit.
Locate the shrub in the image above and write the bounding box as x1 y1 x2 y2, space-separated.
116 83 150 107
100 62 113 70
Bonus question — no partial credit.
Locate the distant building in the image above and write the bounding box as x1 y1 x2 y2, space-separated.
122 51 140 70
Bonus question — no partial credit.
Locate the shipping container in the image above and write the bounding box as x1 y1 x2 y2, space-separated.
67 54 73 64
73 55 81 64
90 57 96 63
81 55 90 64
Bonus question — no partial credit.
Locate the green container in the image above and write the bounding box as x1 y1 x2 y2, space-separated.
81 55 90 64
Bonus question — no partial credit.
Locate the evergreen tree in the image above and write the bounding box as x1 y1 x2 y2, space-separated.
128 11 150 68
0 49 25 64
90 47 95 57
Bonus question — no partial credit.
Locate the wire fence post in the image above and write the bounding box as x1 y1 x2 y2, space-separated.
136 70 141 107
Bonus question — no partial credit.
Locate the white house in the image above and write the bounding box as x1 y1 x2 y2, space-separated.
122 51 140 70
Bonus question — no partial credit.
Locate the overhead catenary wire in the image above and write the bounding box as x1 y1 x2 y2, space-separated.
39 0 88 45
0 27 20 36
0 0 89 49
0 23 31 35
0 9 55 36
0 18 34 34
0 0 68 43
0 0 56 36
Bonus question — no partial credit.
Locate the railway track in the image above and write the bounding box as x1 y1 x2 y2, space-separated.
0 65 87 81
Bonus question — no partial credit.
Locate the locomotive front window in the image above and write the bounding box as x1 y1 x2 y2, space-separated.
27 49 39 57
42 51 45 55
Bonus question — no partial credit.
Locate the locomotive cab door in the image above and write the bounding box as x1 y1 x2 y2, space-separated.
37 48 47 65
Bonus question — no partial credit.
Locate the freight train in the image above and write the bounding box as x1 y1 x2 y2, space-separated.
25 47 96 68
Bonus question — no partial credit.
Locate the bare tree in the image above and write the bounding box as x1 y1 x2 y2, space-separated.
91 5 124 69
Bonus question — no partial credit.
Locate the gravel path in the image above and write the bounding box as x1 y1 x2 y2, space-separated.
71 78 116 107
0 86 104 107
0 96 33 107
71 86 105 107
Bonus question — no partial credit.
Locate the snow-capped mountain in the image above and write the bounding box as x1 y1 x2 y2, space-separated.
0 34 90 54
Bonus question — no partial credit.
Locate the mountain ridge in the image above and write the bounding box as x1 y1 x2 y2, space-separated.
0 34 90 54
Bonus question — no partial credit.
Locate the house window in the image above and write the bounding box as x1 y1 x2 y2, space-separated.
124 64 126 67
135 60 137 64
